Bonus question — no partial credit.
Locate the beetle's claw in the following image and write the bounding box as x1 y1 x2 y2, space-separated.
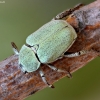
47 83 55 88
67 71 72 78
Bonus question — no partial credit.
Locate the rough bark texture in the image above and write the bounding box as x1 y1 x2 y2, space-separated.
0 0 100 100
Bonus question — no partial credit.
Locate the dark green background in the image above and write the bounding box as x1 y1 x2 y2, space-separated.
0 0 100 100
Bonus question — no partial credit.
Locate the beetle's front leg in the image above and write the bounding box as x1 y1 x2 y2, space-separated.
11 42 19 55
64 50 88 57
39 69 54 88
53 3 84 20
47 64 72 78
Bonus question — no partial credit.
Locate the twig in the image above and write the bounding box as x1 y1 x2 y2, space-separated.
0 0 100 100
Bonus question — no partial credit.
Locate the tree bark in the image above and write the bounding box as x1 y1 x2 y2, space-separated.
0 0 100 100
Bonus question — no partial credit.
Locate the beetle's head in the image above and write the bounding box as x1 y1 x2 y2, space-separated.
19 45 40 72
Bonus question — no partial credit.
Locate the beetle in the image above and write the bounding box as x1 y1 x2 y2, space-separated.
11 4 86 88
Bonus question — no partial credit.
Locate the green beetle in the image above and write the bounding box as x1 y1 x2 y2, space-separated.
11 4 86 88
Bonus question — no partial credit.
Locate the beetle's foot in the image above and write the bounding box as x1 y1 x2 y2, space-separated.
64 50 88 57
11 42 19 55
91 48 100 57
39 69 54 88
66 71 72 78
47 83 55 88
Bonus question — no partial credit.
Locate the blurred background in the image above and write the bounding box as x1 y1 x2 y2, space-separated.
0 0 100 100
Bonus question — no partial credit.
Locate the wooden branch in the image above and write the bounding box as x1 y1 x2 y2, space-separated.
0 1 100 100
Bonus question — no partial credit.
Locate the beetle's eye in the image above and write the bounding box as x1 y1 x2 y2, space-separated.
19 64 23 68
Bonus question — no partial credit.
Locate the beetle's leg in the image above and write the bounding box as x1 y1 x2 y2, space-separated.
53 3 84 20
64 50 88 57
11 42 19 55
47 64 72 78
39 69 55 88
91 47 100 57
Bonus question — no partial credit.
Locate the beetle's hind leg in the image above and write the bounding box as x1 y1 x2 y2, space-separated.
53 3 84 20
64 50 88 57
39 69 55 88
11 42 19 55
47 64 72 78
46 51 88 77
